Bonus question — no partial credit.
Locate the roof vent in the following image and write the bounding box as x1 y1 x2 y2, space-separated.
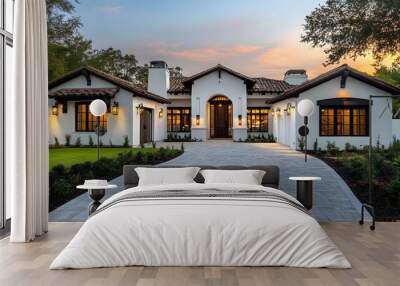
150 61 168 69
284 69 308 85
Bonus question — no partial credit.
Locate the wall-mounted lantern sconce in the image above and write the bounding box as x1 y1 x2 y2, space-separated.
111 102 119 115
136 103 144 114
286 103 294 115
238 114 242 126
52 103 59 116
196 115 200 126
276 108 281 116
159 108 164 118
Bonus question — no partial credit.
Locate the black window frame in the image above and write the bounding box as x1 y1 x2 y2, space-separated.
247 107 269 132
75 102 107 132
319 105 369 137
167 107 191 132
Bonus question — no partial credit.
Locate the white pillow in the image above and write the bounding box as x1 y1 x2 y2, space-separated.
200 169 266 185
135 167 201 186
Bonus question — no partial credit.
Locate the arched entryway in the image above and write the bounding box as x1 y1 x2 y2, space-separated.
209 95 233 138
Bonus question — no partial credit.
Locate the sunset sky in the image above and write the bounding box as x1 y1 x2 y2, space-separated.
76 0 377 79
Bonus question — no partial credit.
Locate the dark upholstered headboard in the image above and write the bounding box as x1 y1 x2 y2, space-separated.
123 165 280 189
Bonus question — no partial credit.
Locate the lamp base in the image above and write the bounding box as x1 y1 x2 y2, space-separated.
359 203 375 231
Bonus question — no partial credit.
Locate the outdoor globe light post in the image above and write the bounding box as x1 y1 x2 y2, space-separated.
297 99 315 162
89 99 107 161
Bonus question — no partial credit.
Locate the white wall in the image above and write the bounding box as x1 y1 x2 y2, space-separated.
272 99 297 148
392 119 400 139
131 97 167 146
49 73 169 147
190 70 248 141
148 67 170 99
293 76 393 150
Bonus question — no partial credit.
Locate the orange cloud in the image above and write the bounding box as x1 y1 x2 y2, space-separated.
255 34 395 79
155 45 262 62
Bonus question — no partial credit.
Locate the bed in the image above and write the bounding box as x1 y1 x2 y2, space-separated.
50 165 350 269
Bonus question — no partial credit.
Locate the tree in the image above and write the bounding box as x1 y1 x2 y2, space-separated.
47 0 92 81
375 67 400 117
302 0 400 66
87 48 139 81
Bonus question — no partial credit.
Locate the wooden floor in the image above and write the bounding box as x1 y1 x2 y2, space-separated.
0 222 399 286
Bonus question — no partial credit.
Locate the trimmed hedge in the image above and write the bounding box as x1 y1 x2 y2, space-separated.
49 148 183 211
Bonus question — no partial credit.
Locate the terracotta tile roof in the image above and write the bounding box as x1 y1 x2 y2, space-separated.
49 66 170 104
267 64 400 104
169 77 191 94
49 88 119 98
168 76 292 94
251 78 293 93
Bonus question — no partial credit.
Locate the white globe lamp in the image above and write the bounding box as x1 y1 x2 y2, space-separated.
297 99 315 162
297 99 315 117
89 99 107 161
89 99 107 117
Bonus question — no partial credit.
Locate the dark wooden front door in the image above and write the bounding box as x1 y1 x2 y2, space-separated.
209 97 232 138
140 108 152 145
214 103 230 138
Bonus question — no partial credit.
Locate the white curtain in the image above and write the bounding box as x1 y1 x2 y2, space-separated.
10 0 49 242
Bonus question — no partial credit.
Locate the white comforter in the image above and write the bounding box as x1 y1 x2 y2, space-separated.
50 183 351 269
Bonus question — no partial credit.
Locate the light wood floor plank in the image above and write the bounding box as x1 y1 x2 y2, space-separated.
0 222 399 286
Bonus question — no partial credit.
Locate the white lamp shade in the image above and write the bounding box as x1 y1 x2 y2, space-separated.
297 99 315 117
89 99 107 116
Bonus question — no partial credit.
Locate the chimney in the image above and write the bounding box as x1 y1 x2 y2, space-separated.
148 61 170 98
284 69 308 85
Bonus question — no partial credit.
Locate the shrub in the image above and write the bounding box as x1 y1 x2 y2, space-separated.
390 177 400 193
54 137 60 147
152 141 156 148
134 151 145 164
123 135 129 147
99 139 103 147
372 153 397 179
65 134 71 146
74 137 81 147
49 147 184 211
242 134 276 143
297 136 305 151
109 139 113 147
326 141 339 156
88 136 94 147
313 139 318 152
339 155 368 181
345 142 357 152
181 142 184 152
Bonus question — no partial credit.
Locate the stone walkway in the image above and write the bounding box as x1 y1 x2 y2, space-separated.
50 141 367 222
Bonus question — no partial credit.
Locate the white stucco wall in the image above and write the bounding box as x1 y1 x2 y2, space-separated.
272 99 297 149
48 74 167 147
273 76 394 150
131 97 167 146
190 70 248 141
392 119 400 139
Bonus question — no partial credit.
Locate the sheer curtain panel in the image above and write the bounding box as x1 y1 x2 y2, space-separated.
10 0 48 242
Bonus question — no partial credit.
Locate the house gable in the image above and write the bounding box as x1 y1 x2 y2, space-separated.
268 64 400 103
49 66 170 104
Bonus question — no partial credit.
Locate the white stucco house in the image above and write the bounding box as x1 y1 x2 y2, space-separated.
48 61 400 150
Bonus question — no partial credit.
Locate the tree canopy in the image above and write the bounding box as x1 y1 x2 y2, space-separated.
301 0 400 67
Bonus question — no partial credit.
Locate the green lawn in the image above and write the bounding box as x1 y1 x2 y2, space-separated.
49 147 154 169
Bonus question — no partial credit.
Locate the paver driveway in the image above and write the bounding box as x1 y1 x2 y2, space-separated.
50 141 366 222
